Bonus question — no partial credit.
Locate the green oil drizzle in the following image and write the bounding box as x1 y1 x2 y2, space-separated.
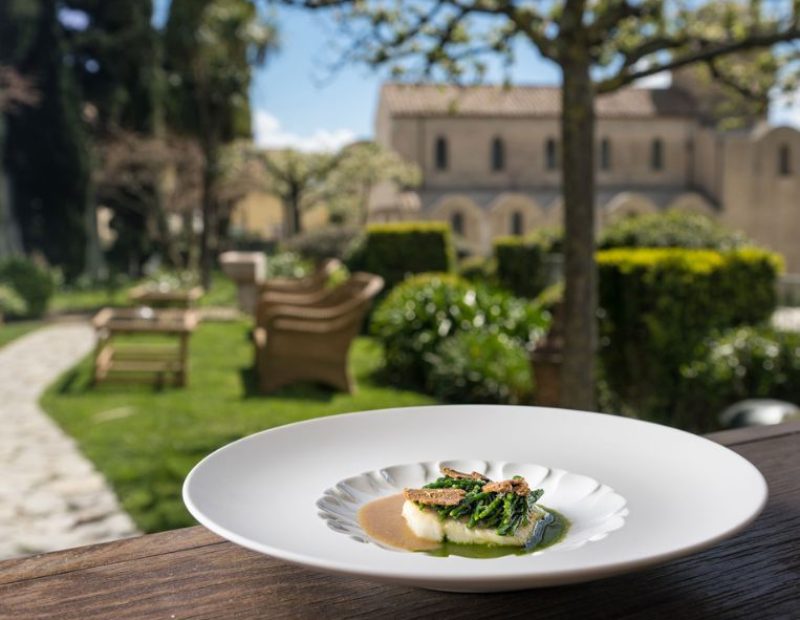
423 508 570 559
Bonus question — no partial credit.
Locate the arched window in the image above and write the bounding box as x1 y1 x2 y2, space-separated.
545 138 558 170
451 211 464 235
491 137 505 171
779 144 792 176
435 136 448 171
511 211 524 236
600 138 612 171
651 139 664 171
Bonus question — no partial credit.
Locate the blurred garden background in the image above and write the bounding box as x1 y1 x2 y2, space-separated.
2 0 800 554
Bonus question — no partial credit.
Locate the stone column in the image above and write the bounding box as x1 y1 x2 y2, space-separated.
219 251 267 315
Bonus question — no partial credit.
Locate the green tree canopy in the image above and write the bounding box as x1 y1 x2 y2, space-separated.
324 141 421 225
164 0 276 287
255 147 339 237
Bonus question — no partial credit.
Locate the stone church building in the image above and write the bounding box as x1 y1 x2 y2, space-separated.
369 82 800 273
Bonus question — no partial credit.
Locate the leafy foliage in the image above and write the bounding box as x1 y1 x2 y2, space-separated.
266 252 311 279
427 331 533 405
0 284 26 317
597 247 782 424
371 273 548 391
0 257 56 318
599 211 748 250
357 222 456 291
678 327 800 432
283 1 800 97
254 148 339 237
1 0 91 279
164 0 275 285
533 282 565 314
458 256 496 286
164 0 274 142
324 141 421 225
282 225 363 262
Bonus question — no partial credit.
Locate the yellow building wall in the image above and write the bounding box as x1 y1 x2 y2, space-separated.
229 191 329 240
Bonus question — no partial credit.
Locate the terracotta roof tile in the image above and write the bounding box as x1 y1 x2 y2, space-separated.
381 83 696 118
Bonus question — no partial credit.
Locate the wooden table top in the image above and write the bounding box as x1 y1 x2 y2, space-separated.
1 421 798 620
92 307 199 334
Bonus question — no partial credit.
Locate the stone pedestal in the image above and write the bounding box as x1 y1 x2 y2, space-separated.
219 251 266 314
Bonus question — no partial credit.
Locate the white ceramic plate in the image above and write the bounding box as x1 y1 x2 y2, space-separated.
183 405 767 592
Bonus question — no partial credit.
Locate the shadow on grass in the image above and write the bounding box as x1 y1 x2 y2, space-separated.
57 368 175 395
56 368 83 394
239 365 335 403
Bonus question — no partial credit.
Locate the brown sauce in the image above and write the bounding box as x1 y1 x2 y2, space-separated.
358 493 439 551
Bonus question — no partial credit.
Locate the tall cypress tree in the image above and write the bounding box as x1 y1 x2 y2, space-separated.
1 0 90 278
64 0 162 134
63 0 164 276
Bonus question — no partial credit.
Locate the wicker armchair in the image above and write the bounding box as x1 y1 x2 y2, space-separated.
253 272 384 394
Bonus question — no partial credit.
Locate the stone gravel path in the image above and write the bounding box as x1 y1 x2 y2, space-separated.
0 322 138 560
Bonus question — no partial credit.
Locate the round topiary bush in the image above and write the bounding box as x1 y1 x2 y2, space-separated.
426 331 534 404
0 284 26 319
0 257 56 318
370 273 548 390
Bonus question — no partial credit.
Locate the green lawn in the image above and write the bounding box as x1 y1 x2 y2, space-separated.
52 271 237 314
51 286 129 313
41 320 435 533
0 320 43 348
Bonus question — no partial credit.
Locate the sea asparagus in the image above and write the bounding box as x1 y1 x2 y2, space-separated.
414 472 545 537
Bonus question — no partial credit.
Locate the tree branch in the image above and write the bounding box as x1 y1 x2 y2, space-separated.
706 57 767 105
597 27 800 92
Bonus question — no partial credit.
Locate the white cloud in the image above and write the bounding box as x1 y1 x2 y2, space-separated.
769 92 800 128
633 71 672 89
253 109 357 153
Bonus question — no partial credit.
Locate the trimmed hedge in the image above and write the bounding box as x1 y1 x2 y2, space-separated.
597 247 782 424
355 222 455 291
370 273 548 391
599 211 747 250
678 327 800 432
458 256 496 285
493 229 561 298
426 331 533 405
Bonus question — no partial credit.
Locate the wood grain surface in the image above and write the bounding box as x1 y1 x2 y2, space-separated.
1 422 798 620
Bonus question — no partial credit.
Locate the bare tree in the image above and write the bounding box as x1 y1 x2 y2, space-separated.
94 130 203 268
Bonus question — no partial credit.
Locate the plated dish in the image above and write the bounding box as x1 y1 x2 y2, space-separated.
183 405 768 592
359 466 568 556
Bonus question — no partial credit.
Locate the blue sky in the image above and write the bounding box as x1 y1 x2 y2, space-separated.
249 6 565 150
250 6 800 150
149 2 800 150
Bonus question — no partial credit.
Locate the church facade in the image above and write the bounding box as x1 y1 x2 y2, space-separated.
370 83 800 273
